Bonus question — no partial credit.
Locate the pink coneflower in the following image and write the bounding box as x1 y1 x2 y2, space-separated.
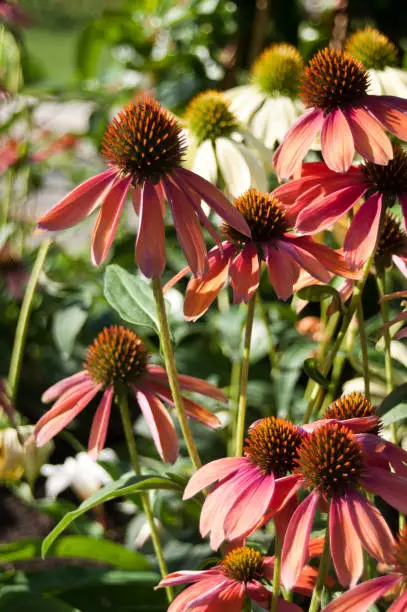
34 326 225 462
183 417 305 549
323 528 407 612
0 1 28 26
280 422 407 590
166 189 355 320
36 98 249 277
157 545 315 611
273 47 407 178
275 146 407 269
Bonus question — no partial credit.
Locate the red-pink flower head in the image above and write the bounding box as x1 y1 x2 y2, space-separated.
323 528 407 612
37 97 250 277
323 392 382 435
273 47 407 178
35 325 225 462
183 417 305 549
158 545 311 611
281 421 407 591
170 188 355 320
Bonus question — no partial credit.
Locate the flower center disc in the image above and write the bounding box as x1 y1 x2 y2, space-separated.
244 416 303 477
345 27 398 70
185 90 238 144
84 325 148 388
362 145 407 203
324 392 381 433
221 547 264 582
300 48 369 113
296 423 364 498
251 43 304 98
101 98 185 185
377 212 407 260
223 189 289 247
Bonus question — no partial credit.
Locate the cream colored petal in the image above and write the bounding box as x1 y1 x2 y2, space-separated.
380 67 407 97
239 127 273 166
192 139 217 184
224 85 265 123
233 142 268 191
216 137 251 198
366 69 383 95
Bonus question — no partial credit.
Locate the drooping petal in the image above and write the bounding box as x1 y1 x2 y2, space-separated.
146 380 221 429
232 142 268 192
157 569 220 587
135 388 179 463
41 371 90 403
183 456 250 499
345 106 393 165
35 386 101 447
321 108 354 173
362 467 407 513
344 194 382 269
388 591 407 612
281 492 319 589
322 575 400 612
265 243 300 300
37 169 119 231
87 386 113 460
135 181 166 278
175 167 251 237
229 243 260 304
366 97 407 141
329 496 363 587
163 178 208 278
183 245 234 321
164 578 225 612
290 236 361 279
273 108 324 179
145 364 227 402
223 473 276 541
192 139 217 183
216 137 252 197
393 255 407 279
278 238 332 284
347 491 394 562
295 184 367 234
37 380 98 430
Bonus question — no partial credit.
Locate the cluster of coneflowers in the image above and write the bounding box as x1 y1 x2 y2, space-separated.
23 24 407 612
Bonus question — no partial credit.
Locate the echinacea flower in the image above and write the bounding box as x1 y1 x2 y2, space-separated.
167 188 356 320
346 27 407 98
224 44 305 149
280 422 407 590
41 449 115 500
157 545 312 611
273 47 407 178
276 146 407 269
183 417 305 550
34 325 225 463
323 527 407 612
183 90 268 198
37 97 250 278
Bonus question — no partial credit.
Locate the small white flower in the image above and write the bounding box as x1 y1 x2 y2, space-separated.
41 449 115 500
183 90 269 199
224 44 305 150
0 425 53 484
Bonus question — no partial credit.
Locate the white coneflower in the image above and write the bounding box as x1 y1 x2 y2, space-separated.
40 449 115 501
183 90 269 198
224 43 305 149
346 27 407 97
0 425 53 484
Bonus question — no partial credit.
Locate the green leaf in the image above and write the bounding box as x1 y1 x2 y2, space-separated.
0 588 80 612
42 474 180 558
381 404 407 427
379 383 407 416
0 536 150 571
104 265 159 333
52 305 87 357
303 358 331 389
297 284 342 312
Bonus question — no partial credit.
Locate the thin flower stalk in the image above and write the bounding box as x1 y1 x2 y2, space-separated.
235 293 256 456
116 385 172 603
309 526 330 612
8 238 51 403
357 301 371 402
270 534 282 612
151 276 202 471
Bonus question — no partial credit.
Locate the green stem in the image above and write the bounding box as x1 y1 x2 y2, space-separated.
305 248 376 420
151 276 201 470
235 293 256 456
357 300 371 401
228 358 242 457
270 534 282 612
309 525 330 612
116 386 173 603
8 239 51 403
